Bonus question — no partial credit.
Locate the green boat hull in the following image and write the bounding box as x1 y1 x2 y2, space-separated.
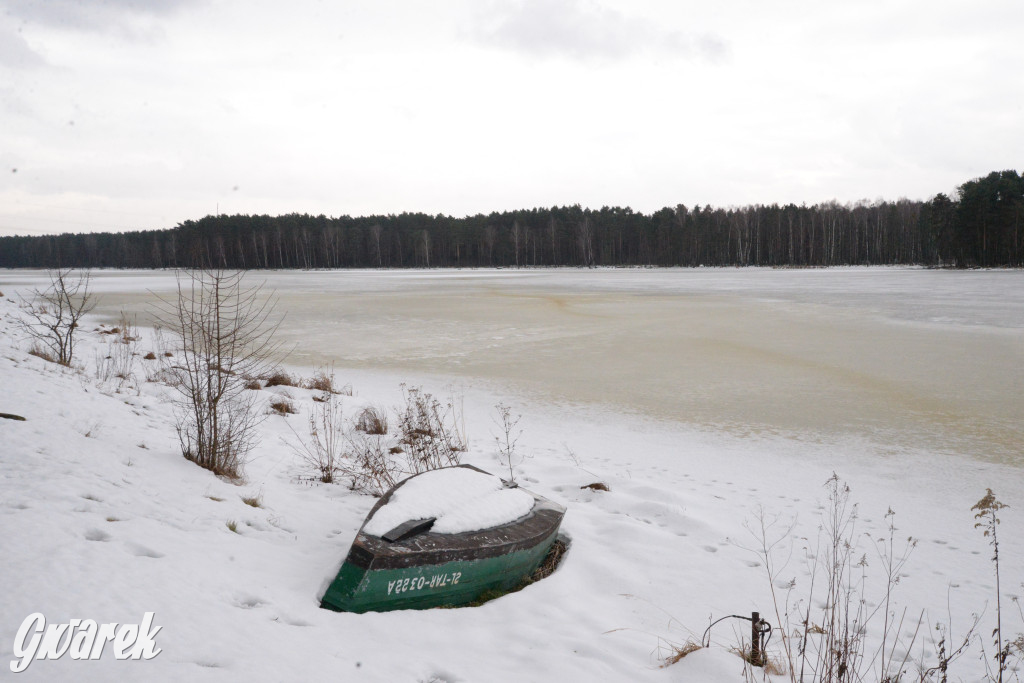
321 527 560 613
320 465 566 613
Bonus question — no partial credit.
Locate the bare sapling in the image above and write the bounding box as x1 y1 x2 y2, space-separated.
868 507 919 681
492 402 524 482
973 488 1010 682
17 268 96 365
155 269 282 479
286 389 344 483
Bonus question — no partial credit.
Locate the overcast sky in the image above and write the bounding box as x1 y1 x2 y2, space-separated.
1 0 1021 237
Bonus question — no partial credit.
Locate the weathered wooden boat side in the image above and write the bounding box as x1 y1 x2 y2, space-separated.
320 466 565 613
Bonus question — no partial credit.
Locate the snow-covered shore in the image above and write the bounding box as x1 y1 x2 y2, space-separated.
1 277 1022 682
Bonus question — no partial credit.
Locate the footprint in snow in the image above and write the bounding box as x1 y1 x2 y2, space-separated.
233 595 267 609
85 529 111 542
125 542 164 559
703 545 718 553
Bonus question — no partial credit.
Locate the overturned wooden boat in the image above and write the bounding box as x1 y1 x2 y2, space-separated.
320 464 566 613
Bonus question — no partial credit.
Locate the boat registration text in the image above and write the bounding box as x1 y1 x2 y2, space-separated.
386 572 462 595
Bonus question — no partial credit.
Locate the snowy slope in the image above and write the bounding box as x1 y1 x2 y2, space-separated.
1 282 1022 682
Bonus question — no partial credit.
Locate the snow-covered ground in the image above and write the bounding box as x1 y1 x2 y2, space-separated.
1 268 1022 682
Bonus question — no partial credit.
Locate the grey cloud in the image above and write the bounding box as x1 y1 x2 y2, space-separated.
0 22 44 67
469 0 727 63
1 0 198 31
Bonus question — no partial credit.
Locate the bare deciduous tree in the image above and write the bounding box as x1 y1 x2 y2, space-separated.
18 269 96 365
156 269 281 479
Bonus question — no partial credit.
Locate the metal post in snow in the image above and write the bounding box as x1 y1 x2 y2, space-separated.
751 611 762 667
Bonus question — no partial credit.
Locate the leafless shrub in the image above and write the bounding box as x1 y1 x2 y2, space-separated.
395 384 465 474
343 431 400 497
116 310 140 344
919 615 979 682
735 474 920 683
287 391 345 483
94 310 139 388
16 269 96 366
354 405 388 435
154 269 282 480
286 383 468 496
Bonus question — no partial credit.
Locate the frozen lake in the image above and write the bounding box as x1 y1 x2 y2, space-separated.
3 265 1024 681
4 267 1022 464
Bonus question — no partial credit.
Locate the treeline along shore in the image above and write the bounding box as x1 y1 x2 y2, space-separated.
2 169 1021 269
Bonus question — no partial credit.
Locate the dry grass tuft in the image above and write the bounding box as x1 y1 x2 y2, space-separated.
527 538 569 583
241 491 263 508
729 645 786 675
226 520 238 533
304 369 336 393
143 351 157 360
269 396 297 415
28 344 59 364
661 640 704 668
581 482 610 492
243 377 262 391
264 371 296 387
354 405 389 435
464 538 570 607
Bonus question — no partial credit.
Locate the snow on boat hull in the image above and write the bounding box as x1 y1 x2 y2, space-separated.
321 466 565 613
